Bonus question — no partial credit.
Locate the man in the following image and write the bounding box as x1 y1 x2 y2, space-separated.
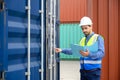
55 16 105 80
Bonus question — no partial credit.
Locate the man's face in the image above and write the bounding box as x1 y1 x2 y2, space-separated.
81 25 92 36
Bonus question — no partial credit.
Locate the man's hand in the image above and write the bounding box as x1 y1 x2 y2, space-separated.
80 49 89 57
55 48 62 53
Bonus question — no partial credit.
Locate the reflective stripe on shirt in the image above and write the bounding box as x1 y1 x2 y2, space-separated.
80 60 101 64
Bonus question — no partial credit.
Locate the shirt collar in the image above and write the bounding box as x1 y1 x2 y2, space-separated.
86 32 94 39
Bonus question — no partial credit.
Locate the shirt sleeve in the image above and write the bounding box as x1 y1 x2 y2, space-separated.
61 48 72 55
88 35 105 59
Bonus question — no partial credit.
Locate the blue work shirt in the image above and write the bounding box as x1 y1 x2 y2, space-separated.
61 32 105 59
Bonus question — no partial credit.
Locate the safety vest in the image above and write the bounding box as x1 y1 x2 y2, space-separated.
79 34 102 70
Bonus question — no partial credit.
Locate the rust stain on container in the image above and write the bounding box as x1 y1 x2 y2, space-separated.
60 0 87 23
87 0 119 80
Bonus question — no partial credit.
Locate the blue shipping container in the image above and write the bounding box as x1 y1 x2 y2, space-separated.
0 0 60 80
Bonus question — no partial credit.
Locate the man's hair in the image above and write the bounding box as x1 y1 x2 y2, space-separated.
88 25 91 27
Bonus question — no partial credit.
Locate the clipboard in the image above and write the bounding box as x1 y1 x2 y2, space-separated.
71 44 86 57
71 42 98 57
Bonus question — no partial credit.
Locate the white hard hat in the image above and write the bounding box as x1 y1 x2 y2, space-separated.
79 16 93 26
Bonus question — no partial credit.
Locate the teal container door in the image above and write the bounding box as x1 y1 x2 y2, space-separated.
60 24 84 60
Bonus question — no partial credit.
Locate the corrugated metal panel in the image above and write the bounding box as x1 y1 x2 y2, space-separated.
6 0 41 80
108 0 118 80
118 0 120 79
0 0 60 80
60 0 87 23
98 0 109 80
60 24 84 60
87 0 119 80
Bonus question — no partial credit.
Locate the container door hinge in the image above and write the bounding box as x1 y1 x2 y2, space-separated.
25 72 31 76
39 10 44 14
38 69 44 73
25 6 31 10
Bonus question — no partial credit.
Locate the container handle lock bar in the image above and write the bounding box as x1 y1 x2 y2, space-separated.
0 0 4 12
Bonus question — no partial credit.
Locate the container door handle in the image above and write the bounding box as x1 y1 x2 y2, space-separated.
0 1 4 12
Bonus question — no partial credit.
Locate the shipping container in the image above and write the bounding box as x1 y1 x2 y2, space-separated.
60 0 119 80
60 0 87 23
0 0 60 80
60 23 84 60
87 0 119 80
